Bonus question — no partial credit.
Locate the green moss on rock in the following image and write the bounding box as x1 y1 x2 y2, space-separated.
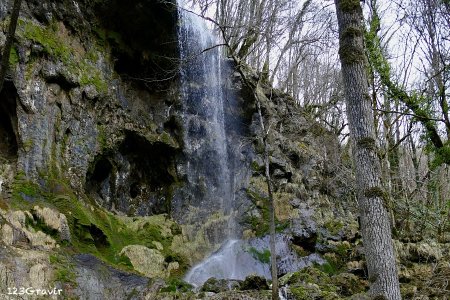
244 189 270 237
17 19 108 94
283 265 369 299
49 253 77 285
9 176 189 278
9 47 19 65
248 247 271 264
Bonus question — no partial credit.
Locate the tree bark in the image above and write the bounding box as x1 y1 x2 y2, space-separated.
0 0 22 94
256 87 279 300
334 0 401 299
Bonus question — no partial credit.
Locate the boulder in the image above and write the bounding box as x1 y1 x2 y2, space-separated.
33 206 71 241
120 245 166 278
240 274 269 290
201 277 240 293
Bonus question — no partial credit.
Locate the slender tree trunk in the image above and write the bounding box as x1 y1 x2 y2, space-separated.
334 1 401 299
255 82 279 300
0 0 22 94
224 39 279 296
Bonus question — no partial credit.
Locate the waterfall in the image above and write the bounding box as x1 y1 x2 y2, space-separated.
176 1 324 289
184 239 271 286
177 1 233 216
176 0 241 286
176 1 268 287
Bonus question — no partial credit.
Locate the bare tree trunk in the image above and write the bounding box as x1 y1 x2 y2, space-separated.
224 41 279 298
256 88 279 300
0 0 22 94
334 0 401 299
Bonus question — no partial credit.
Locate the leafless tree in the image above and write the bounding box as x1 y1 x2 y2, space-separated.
334 0 401 298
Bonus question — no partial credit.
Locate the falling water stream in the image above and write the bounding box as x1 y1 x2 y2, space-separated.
176 0 265 286
177 1 232 215
176 1 324 291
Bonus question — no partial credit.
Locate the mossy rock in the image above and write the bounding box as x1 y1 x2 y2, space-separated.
49 253 77 285
9 175 189 277
289 267 331 285
201 277 239 293
159 278 193 294
330 273 367 296
16 19 108 93
284 265 370 299
290 283 340 300
400 284 417 299
240 275 269 290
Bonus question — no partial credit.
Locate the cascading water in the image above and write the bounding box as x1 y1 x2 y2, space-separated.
176 0 250 285
185 239 271 286
176 0 326 289
177 1 232 216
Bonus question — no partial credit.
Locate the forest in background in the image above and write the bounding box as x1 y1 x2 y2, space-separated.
182 0 450 244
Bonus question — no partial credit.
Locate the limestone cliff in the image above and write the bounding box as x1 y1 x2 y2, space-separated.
0 1 187 298
0 1 448 300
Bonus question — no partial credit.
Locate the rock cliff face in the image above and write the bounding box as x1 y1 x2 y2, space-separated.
0 2 383 299
1 0 181 214
1 1 448 299
0 1 187 298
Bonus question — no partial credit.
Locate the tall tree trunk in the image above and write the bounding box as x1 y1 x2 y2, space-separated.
0 0 22 94
255 82 279 300
334 1 401 299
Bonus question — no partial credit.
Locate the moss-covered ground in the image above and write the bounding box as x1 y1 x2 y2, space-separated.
9 172 188 279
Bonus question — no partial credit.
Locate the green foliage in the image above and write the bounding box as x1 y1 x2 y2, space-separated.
316 262 338 275
10 175 187 277
159 278 193 293
25 211 59 238
431 143 450 169
17 19 108 94
365 14 391 81
9 47 19 65
49 253 77 285
365 6 449 167
248 247 271 264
